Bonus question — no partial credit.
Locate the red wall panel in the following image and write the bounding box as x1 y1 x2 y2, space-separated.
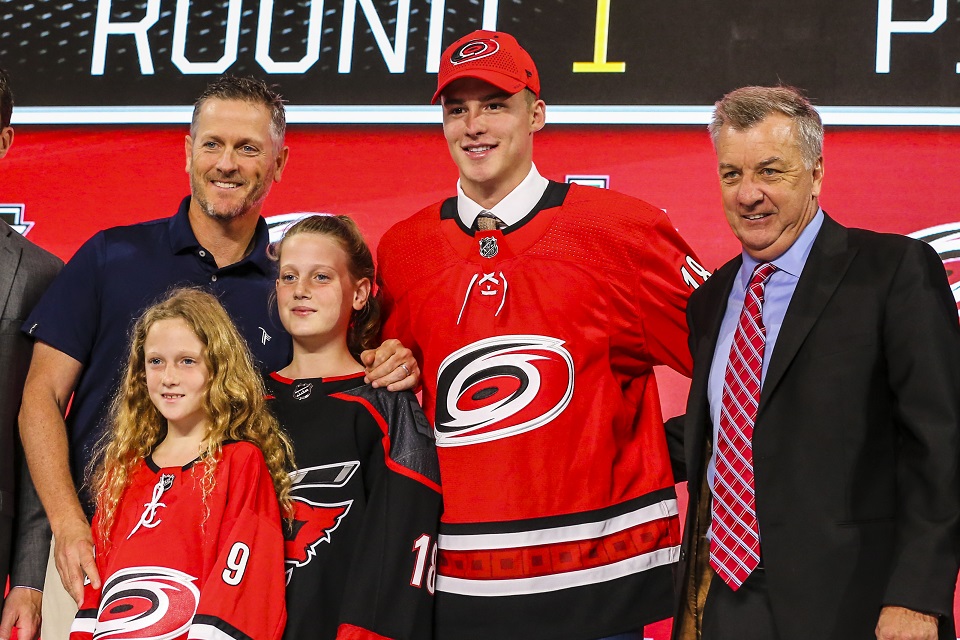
4 124 958 638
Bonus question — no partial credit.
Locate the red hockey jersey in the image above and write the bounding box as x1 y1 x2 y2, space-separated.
265 373 442 640
70 441 287 640
378 182 708 639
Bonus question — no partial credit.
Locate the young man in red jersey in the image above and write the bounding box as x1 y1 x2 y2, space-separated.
372 30 708 640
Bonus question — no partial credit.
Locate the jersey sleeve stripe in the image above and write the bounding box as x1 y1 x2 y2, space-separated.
331 393 442 494
188 615 254 640
70 611 97 636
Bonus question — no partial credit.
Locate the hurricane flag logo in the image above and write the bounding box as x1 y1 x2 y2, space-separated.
434 335 574 447
450 38 499 65
910 222 960 315
92 566 199 639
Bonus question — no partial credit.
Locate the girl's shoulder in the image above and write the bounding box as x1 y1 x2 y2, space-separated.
219 440 269 468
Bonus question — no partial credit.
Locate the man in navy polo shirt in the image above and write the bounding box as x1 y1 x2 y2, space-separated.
17 76 294 636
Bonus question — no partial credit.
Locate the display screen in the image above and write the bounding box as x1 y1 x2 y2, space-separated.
4 0 959 124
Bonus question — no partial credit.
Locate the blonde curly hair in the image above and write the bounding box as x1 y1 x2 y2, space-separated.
91 288 294 545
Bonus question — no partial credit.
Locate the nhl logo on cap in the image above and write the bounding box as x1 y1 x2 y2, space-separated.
451 38 499 65
479 236 499 258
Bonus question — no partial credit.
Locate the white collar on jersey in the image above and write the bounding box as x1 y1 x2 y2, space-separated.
456 164 549 230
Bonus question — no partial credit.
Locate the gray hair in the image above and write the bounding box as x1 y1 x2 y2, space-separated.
709 86 823 168
191 76 286 151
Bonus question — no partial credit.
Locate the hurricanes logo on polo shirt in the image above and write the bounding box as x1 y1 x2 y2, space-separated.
450 38 499 65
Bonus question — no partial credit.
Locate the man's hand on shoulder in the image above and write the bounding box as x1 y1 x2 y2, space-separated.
361 339 420 391
876 605 939 640
54 516 100 606
0 587 42 640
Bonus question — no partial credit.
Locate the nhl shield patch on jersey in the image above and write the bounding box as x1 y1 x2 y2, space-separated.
478 236 498 258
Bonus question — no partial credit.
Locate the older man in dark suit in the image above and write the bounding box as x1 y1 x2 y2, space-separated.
673 86 960 640
0 67 62 640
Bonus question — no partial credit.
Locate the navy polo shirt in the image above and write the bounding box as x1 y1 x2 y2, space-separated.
24 197 291 510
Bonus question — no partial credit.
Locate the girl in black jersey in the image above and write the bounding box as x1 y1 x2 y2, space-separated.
267 215 441 640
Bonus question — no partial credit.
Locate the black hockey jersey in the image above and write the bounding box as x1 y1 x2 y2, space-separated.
265 372 442 640
70 441 287 640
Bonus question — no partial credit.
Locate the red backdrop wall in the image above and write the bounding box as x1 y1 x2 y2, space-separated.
4 124 959 638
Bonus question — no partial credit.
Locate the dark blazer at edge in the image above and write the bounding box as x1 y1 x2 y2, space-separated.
673 214 960 640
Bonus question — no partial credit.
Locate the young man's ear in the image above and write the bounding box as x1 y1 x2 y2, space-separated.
0 126 14 160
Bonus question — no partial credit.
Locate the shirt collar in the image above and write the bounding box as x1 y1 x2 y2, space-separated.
739 208 824 288
456 164 549 229
169 196 200 254
168 196 274 274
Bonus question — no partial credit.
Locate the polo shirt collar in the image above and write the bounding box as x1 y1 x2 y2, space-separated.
168 195 274 274
456 164 549 229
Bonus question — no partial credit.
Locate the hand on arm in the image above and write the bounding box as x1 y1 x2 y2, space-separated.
18 342 99 605
875 605 938 640
361 339 420 391
0 587 42 640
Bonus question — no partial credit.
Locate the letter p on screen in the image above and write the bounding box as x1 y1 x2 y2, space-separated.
875 0 947 73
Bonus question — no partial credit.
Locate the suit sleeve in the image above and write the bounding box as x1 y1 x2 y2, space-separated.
880 239 960 617
4 239 60 589
9 457 52 589
189 448 287 640
336 394 442 640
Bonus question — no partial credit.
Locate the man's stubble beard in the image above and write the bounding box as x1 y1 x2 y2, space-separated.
191 171 271 221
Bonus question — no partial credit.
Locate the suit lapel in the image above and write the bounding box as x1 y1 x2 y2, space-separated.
0 223 22 318
759 214 856 409
686 258 740 473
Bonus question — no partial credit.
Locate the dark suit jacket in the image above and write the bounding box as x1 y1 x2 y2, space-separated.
673 214 960 640
0 220 61 589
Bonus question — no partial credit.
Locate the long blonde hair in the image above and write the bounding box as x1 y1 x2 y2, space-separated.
91 288 294 545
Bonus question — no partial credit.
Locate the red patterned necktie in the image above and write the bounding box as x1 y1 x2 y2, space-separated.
710 262 778 590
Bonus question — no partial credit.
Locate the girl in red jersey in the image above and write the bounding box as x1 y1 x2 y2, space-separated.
265 215 441 640
70 288 294 640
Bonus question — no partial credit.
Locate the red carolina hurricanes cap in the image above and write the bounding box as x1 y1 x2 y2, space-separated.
432 30 540 104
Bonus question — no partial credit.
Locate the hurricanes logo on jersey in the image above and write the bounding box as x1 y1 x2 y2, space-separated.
434 335 574 447
92 566 199 639
284 462 359 584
